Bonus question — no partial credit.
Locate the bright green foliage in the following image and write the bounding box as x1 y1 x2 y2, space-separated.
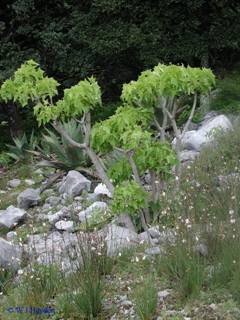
111 181 148 216
38 120 88 170
0 60 59 108
91 105 152 152
107 156 132 184
121 64 215 109
35 76 102 125
0 60 102 126
137 141 178 176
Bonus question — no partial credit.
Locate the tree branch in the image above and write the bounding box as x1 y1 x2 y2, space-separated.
53 121 86 149
182 93 198 135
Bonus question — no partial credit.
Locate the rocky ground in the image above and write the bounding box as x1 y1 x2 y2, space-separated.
1 112 240 319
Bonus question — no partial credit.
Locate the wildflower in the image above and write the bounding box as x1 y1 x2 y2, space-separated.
230 218 236 224
229 209 234 215
135 257 139 262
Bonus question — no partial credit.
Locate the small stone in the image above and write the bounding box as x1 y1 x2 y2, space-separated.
158 289 171 301
55 220 74 232
209 303 217 311
48 208 67 224
6 231 17 242
7 179 21 188
94 183 112 198
0 206 26 229
17 188 41 209
25 179 35 186
78 201 108 222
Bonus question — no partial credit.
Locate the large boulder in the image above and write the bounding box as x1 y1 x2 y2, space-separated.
0 206 26 229
59 170 91 197
0 237 22 271
17 188 41 209
78 201 108 222
105 224 139 256
173 115 232 151
26 231 80 272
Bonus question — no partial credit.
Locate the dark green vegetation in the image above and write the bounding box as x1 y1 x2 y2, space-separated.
0 0 240 144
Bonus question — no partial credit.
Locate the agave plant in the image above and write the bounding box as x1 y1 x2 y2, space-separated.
36 120 89 170
6 131 38 162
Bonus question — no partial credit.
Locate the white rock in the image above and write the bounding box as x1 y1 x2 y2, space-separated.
158 289 171 301
6 231 17 242
48 208 67 224
78 201 108 222
7 179 21 188
17 188 41 209
59 170 91 197
55 220 74 232
25 179 35 186
0 206 26 229
173 115 232 151
94 183 112 198
0 237 22 270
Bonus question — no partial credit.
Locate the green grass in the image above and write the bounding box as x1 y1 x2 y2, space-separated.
132 275 158 320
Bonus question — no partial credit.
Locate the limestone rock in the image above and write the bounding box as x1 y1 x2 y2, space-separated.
59 170 91 197
78 201 108 222
0 206 26 229
7 179 21 188
17 188 41 209
0 237 22 271
173 115 232 151
105 224 138 256
94 183 112 198
55 220 74 232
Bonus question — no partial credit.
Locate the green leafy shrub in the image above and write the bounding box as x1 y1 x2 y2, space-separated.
111 181 148 216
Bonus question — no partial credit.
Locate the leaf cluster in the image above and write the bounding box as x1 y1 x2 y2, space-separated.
121 64 216 109
111 180 148 216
